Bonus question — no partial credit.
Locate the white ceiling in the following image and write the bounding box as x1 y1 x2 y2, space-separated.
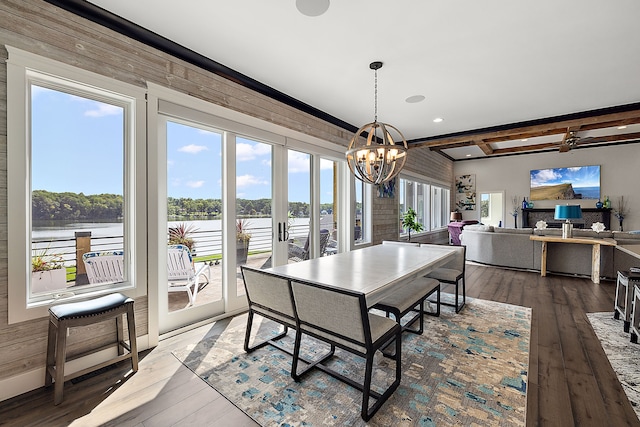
86 0 640 159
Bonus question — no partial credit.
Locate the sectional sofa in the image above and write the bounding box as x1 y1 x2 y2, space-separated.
460 224 640 280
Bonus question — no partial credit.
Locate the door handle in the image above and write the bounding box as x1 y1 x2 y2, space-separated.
278 222 282 242
283 222 289 242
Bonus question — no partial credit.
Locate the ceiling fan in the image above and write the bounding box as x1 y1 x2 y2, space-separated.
558 129 596 152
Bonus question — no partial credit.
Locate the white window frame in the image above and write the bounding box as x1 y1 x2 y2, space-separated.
6 47 147 323
399 173 450 238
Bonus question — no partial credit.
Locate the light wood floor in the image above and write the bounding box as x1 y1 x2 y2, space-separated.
1 264 638 426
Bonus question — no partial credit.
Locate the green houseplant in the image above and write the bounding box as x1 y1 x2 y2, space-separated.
401 208 424 242
31 248 67 294
236 218 252 264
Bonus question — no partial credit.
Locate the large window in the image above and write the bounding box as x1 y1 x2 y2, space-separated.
399 176 450 236
7 47 146 322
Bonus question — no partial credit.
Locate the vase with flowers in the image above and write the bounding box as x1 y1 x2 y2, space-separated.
613 196 628 231
511 196 520 228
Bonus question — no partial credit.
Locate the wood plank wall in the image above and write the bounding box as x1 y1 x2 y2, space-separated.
0 0 452 387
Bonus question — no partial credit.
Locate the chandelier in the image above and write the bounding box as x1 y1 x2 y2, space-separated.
346 61 408 185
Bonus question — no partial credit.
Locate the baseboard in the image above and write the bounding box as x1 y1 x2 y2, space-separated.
0 334 150 402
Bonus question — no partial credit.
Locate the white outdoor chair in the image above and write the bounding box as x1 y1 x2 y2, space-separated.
167 244 210 306
82 251 124 284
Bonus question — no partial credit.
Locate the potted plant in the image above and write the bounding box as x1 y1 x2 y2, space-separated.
236 218 252 264
31 248 67 294
401 208 424 242
169 222 198 255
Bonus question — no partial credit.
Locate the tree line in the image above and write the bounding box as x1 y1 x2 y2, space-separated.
32 190 335 220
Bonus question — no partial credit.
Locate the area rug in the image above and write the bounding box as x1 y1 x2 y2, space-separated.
587 312 640 420
173 297 531 426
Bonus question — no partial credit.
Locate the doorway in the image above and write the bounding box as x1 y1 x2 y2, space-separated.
480 191 505 227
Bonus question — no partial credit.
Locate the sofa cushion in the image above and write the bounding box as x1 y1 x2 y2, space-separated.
573 229 614 239
494 227 532 235
464 224 493 232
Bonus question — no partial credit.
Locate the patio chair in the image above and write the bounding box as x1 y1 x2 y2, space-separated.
288 229 331 262
290 279 402 421
167 244 210 306
82 251 124 284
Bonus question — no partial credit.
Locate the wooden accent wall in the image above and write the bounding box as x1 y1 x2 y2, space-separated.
0 0 452 387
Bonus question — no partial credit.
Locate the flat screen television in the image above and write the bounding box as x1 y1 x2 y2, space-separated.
530 165 600 201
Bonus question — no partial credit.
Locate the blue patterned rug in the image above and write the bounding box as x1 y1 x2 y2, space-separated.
173 297 530 426
587 312 640 421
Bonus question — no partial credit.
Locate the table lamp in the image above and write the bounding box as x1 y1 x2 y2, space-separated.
450 211 462 222
554 204 582 238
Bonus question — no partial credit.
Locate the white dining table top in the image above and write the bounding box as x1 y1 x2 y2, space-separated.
266 243 457 306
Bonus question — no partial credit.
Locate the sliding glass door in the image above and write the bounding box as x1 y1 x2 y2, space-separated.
154 98 349 334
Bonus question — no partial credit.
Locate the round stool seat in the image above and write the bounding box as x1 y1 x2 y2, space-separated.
49 292 133 320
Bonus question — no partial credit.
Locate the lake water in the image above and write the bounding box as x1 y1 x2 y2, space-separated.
32 217 323 240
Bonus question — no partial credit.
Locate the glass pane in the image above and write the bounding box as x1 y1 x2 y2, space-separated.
30 85 125 297
167 121 222 310
288 150 310 263
235 137 273 295
354 179 364 244
320 159 338 256
431 186 443 229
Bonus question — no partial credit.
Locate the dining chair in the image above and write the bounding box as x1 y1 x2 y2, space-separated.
424 245 466 313
240 266 334 371
289 279 401 421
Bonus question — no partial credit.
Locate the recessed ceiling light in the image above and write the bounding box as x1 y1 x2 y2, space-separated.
521 138 528 142
296 0 330 16
466 154 472 157
433 117 443 123
618 125 627 130
405 95 425 103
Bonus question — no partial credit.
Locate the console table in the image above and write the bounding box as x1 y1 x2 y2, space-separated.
530 235 617 284
522 208 611 230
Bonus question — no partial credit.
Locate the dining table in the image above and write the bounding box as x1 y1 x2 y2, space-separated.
266 243 457 307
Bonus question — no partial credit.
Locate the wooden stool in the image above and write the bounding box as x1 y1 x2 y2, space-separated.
45 293 138 405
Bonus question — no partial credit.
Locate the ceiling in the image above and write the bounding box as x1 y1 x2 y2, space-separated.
73 0 640 160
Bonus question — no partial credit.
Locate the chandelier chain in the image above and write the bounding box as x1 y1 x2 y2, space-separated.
374 67 378 123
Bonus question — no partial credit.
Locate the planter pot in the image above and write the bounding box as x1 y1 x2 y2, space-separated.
237 239 250 265
31 268 67 294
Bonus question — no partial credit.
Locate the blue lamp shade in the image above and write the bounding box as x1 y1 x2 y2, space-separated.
554 205 583 221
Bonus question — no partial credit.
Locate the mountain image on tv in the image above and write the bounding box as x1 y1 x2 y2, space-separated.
530 165 600 201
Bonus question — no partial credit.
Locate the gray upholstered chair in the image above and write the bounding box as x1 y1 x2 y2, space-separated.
240 266 334 371
425 245 466 313
289 280 402 421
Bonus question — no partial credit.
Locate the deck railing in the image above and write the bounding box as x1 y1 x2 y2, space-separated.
32 223 312 282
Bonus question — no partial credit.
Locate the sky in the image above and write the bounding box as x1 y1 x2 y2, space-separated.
32 86 336 203
530 165 601 189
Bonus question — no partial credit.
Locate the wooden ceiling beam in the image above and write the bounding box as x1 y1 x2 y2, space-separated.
410 109 640 149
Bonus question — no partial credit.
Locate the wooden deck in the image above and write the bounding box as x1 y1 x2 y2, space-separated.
0 263 637 426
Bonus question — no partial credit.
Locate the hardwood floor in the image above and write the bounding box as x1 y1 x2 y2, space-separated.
1 264 638 426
